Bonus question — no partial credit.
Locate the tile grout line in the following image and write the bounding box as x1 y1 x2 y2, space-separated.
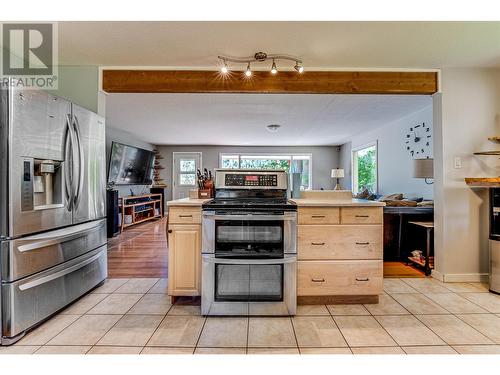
327 307 351 350
246 316 249 354
143 304 173 348
289 316 299 353
193 315 208 354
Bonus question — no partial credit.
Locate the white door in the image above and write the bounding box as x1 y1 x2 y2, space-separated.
173 152 202 200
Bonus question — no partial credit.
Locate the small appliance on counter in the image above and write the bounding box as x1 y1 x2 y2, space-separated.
489 188 500 294
201 169 297 316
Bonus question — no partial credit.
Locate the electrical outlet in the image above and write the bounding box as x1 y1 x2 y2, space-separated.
454 156 462 169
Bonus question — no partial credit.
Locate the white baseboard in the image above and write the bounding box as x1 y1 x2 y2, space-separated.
431 270 488 283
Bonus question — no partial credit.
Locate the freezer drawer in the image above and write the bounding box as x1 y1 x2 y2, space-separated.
1 219 106 282
1 245 107 340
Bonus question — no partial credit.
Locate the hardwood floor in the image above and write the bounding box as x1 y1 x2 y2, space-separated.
107 218 168 278
384 261 425 278
107 219 424 279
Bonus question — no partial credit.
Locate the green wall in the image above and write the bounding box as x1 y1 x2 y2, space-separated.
49 65 99 112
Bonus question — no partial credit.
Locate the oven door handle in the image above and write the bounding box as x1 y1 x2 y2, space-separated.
207 214 296 221
202 255 296 265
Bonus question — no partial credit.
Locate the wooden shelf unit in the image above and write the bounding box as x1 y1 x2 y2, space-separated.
119 193 163 232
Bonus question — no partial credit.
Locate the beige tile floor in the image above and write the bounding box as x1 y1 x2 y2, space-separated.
2 277 500 355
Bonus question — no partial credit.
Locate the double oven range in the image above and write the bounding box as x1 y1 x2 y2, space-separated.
201 170 297 316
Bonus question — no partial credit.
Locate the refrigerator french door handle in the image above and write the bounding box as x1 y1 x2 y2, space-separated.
72 115 85 210
63 114 75 212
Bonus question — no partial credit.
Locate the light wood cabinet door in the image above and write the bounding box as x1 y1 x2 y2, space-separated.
340 207 383 225
168 207 202 224
298 207 340 225
168 224 201 296
297 260 383 296
298 225 382 260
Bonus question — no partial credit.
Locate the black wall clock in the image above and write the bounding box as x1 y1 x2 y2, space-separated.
405 122 432 157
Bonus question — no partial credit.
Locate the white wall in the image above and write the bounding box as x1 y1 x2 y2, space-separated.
339 104 434 199
157 145 340 201
433 68 500 282
105 126 155 197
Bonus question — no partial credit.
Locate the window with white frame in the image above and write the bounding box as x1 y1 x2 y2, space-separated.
352 142 378 194
220 153 312 190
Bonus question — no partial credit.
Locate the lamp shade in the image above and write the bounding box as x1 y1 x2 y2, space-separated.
412 158 433 178
331 168 345 178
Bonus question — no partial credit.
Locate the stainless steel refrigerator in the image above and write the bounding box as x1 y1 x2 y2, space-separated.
0 87 107 345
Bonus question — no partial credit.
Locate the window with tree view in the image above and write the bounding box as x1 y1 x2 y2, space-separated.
352 143 377 194
220 154 312 190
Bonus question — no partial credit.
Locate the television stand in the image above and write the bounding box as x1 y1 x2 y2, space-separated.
119 193 163 232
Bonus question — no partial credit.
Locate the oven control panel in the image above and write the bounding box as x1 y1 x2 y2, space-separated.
225 173 278 187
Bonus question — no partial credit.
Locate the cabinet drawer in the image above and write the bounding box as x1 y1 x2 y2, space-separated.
297 260 383 296
298 225 382 260
169 207 202 224
298 207 340 225
340 207 382 224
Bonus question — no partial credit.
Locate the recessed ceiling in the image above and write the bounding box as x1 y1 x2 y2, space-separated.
106 93 432 146
58 21 500 68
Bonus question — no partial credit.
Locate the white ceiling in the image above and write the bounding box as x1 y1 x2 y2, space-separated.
59 21 500 68
106 93 432 146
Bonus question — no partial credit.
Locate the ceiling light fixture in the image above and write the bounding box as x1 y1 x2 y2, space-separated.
271 59 277 75
266 124 281 133
294 62 304 73
245 63 252 77
217 52 303 75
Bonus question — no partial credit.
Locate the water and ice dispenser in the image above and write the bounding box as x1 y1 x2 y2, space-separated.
21 158 64 211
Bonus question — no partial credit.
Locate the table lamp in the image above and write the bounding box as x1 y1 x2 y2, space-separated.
331 168 345 190
412 158 434 184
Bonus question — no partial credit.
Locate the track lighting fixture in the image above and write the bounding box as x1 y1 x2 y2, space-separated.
217 51 304 75
271 59 277 74
245 63 252 77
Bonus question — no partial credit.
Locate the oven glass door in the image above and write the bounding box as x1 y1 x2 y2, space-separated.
214 217 284 258
214 263 284 302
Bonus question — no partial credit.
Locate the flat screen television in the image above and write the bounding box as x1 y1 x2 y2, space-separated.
107 142 155 185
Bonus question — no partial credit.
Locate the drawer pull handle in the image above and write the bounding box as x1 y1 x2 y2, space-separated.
355 242 370 246
355 215 370 218
311 215 326 218
311 242 326 246
311 277 325 283
179 215 193 218
356 277 370 282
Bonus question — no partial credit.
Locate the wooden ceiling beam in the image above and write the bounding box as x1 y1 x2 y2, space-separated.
102 70 438 95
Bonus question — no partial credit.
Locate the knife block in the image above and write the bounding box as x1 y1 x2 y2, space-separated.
198 189 213 199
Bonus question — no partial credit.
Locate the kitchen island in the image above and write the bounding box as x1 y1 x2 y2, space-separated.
166 194 384 306
291 197 384 304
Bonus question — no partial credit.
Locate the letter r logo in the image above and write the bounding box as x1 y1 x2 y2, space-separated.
2 23 53 75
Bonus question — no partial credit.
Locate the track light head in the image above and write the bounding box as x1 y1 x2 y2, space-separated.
221 60 228 74
294 62 304 73
271 59 277 75
245 63 252 77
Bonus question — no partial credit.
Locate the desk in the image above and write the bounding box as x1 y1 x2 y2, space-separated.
408 221 434 276
383 206 434 261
